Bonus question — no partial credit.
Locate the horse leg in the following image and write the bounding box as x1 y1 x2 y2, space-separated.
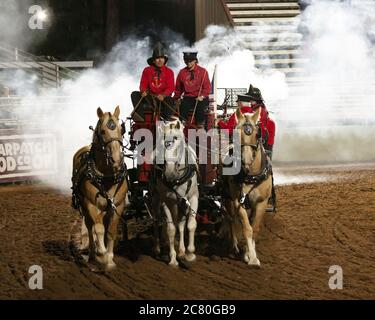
247 200 268 267
236 202 260 267
162 203 178 267
106 202 123 271
231 220 240 254
84 215 96 262
252 200 267 241
185 195 198 262
227 199 240 254
80 216 90 251
177 216 186 259
84 200 107 266
152 192 161 257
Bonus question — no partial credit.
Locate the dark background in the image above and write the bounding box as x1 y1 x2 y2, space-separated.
2 0 197 62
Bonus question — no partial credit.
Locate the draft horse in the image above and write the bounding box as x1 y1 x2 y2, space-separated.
152 119 199 267
222 108 273 267
72 106 128 271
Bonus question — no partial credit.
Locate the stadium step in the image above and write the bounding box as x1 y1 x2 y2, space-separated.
225 0 303 78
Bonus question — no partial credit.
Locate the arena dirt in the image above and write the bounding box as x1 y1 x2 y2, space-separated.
0 165 374 299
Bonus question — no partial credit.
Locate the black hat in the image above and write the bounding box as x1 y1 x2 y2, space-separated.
237 84 264 103
183 51 198 62
147 42 169 66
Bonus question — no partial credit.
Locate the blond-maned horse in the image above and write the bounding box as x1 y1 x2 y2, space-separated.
72 106 128 271
222 108 272 267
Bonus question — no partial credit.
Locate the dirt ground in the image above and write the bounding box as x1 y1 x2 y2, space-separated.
0 164 374 300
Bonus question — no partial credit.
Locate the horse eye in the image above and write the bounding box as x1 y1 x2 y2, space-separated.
106 119 116 130
101 130 105 135
244 125 253 135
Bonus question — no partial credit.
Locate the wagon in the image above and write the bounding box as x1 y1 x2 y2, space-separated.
119 88 270 240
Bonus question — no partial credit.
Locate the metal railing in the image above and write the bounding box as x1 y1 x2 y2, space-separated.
0 43 80 89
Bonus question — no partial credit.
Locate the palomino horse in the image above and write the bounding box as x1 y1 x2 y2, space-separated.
71 106 128 271
152 119 199 267
222 108 272 267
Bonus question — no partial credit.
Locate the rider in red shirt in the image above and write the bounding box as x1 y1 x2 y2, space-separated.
218 84 277 211
131 42 175 121
218 85 276 159
174 52 211 129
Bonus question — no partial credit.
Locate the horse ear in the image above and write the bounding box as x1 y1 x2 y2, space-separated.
175 120 180 130
114 105 120 118
235 107 244 123
252 108 261 123
97 107 104 118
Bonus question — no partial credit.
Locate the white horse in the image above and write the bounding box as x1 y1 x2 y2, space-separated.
152 119 199 267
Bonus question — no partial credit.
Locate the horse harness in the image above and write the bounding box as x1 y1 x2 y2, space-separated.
238 138 272 209
71 119 127 217
223 120 272 210
154 143 198 218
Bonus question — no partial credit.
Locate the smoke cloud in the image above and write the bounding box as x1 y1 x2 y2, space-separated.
2 0 375 190
4 26 286 190
273 0 375 162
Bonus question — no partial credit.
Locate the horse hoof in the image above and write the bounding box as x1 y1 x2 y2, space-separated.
244 254 250 264
248 258 261 268
105 262 117 272
95 254 108 265
168 260 179 268
185 253 196 262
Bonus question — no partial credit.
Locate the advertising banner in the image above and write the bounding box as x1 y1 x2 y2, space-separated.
0 131 59 183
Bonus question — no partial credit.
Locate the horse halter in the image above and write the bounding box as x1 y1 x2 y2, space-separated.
239 121 262 167
93 118 124 166
154 131 188 177
240 121 262 146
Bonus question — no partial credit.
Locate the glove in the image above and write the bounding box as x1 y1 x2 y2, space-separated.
196 96 204 102
157 94 165 101
141 91 148 97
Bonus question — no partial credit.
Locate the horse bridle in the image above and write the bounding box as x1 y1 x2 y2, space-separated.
239 121 262 166
93 118 124 166
154 132 191 180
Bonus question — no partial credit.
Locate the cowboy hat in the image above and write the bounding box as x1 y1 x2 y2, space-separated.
147 42 169 66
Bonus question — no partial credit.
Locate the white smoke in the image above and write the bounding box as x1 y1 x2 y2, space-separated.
274 0 375 162
8 26 287 191
183 25 288 102
8 0 375 190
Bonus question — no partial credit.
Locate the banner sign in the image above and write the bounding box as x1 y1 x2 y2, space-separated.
0 131 59 183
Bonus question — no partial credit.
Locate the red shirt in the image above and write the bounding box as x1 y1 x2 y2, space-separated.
140 65 175 96
174 64 211 99
218 104 275 146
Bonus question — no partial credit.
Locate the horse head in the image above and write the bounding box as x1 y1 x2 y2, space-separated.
94 106 124 172
157 119 187 182
235 108 261 175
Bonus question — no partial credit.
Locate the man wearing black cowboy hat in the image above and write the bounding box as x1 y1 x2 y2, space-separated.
218 85 275 158
237 85 275 159
131 42 175 120
174 51 211 129
218 85 277 211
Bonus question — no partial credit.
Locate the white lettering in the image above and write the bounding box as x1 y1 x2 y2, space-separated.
329 265 343 290
5 143 12 156
28 265 43 290
28 5 45 30
0 144 5 156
